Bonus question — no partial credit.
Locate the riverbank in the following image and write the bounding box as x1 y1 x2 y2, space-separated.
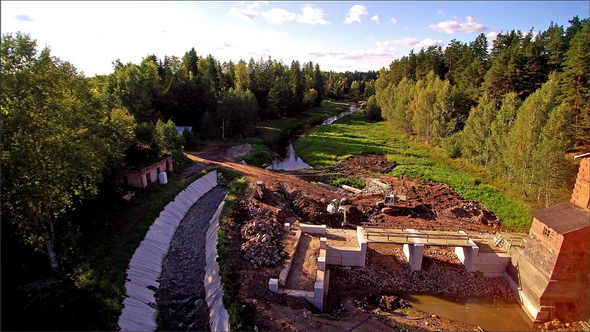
225 99 350 167
295 113 532 229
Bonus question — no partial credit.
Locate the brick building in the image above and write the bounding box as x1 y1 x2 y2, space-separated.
505 153 590 322
122 156 173 188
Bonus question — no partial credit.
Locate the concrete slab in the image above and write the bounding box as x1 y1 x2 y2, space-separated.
269 278 279 292
125 282 156 304
125 270 159 288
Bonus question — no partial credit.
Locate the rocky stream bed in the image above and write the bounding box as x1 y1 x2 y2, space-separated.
157 186 227 331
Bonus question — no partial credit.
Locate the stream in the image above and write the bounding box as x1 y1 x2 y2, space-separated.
401 293 537 331
266 104 362 171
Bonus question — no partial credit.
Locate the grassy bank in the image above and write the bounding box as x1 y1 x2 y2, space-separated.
295 113 533 228
253 99 351 149
229 100 350 167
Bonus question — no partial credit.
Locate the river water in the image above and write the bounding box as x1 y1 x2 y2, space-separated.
266 104 361 171
401 293 536 331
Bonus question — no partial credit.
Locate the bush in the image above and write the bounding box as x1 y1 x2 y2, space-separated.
170 149 194 173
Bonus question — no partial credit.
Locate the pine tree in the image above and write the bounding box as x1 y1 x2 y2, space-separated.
533 102 576 206
561 19 590 149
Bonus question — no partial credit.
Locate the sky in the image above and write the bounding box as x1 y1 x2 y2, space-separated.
1 1 588 76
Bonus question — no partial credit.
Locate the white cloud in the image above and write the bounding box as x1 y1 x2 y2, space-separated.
297 5 331 25
390 17 397 24
486 31 499 42
15 14 34 21
261 8 297 24
392 37 443 48
344 4 368 24
246 1 268 10
228 7 258 21
370 15 380 24
308 40 400 71
429 16 489 33
436 10 444 16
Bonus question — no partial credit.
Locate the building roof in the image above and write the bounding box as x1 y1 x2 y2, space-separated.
124 156 172 173
177 126 193 133
530 202 590 234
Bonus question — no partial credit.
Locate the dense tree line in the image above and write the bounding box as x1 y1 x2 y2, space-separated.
324 70 377 100
375 17 589 207
105 52 327 143
1 32 328 272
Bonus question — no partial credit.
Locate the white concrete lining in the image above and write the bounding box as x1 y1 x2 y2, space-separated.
119 171 226 331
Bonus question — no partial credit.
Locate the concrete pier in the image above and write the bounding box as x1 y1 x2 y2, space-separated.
403 243 425 271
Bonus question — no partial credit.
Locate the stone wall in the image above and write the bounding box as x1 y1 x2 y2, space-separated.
523 220 561 278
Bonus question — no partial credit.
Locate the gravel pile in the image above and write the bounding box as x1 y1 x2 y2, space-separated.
240 206 287 267
226 144 254 158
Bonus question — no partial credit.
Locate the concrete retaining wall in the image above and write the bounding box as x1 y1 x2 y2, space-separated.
118 171 227 331
471 253 512 277
300 223 327 234
325 226 367 267
204 199 230 332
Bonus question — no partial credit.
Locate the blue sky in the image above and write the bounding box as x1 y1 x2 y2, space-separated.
1 1 588 76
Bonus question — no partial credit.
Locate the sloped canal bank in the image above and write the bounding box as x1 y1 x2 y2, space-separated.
157 186 228 331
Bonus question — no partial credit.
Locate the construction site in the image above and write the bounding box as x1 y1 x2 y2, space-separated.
185 147 590 331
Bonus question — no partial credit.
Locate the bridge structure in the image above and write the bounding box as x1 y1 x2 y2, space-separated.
362 226 507 274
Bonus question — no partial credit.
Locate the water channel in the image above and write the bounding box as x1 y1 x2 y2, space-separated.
401 293 537 331
265 104 362 171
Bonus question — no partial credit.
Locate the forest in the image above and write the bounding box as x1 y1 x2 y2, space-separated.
1 16 588 328
370 16 589 208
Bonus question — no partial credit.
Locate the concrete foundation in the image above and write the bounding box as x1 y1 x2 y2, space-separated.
403 243 425 271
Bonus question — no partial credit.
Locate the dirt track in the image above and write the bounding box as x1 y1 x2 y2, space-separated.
183 148 513 331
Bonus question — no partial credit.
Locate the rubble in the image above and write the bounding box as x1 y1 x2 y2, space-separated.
240 207 287 267
332 247 517 300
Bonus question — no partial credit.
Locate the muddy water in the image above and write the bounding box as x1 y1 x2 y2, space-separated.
401 293 537 331
266 105 361 171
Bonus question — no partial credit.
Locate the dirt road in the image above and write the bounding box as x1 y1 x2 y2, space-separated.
183 147 518 331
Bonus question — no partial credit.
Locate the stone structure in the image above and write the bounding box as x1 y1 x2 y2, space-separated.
123 156 173 188
505 153 590 322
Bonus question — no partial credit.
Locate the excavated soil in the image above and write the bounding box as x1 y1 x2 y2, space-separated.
184 151 517 331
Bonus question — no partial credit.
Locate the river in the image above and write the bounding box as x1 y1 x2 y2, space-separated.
265 104 362 171
401 293 537 331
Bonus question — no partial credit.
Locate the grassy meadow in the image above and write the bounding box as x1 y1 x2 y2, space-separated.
295 113 534 228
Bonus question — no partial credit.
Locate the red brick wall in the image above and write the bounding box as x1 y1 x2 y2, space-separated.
571 157 589 210
552 228 590 280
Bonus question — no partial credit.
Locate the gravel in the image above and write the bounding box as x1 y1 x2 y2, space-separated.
157 186 228 331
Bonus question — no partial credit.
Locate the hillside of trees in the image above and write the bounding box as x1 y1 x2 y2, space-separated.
372 16 589 208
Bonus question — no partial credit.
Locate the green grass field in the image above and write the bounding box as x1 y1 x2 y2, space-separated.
295 113 533 228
